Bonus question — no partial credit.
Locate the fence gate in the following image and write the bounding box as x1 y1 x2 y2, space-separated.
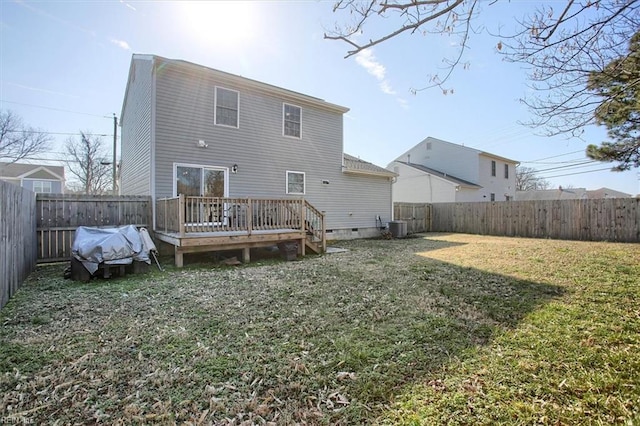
393 202 432 233
36 194 152 263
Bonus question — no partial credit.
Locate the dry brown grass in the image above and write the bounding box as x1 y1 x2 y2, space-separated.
1 233 638 424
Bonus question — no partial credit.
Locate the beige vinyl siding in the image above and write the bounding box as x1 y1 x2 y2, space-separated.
150 58 390 232
152 64 333 201
120 57 153 196
328 173 393 228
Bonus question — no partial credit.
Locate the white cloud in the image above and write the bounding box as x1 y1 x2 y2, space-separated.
355 49 387 81
120 0 137 11
379 81 396 95
397 98 409 110
355 48 407 108
110 38 131 50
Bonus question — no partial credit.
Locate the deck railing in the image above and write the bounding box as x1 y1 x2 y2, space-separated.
304 200 326 252
155 196 309 235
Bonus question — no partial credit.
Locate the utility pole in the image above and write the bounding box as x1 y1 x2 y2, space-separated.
112 114 117 195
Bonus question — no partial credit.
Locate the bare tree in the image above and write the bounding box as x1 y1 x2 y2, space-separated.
500 1 640 137
516 166 552 191
326 1 640 133
0 110 51 163
65 132 112 194
325 0 480 93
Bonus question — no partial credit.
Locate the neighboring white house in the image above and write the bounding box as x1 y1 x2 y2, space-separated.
0 162 65 194
388 137 518 203
120 54 395 240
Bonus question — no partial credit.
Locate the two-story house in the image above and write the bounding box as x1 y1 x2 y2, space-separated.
0 162 65 194
388 137 518 203
120 54 395 264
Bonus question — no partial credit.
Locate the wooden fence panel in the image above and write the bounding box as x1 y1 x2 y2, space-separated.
1 181 37 309
393 203 432 233
36 194 152 263
430 199 640 242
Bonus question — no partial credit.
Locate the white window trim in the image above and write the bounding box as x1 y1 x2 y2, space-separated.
27 179 54 193
286 170 305 195
173 162 229 197
214 86 240 129
282 103 302 139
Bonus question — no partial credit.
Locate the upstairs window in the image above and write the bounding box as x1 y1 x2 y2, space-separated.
490 193 495 202
504 164 509 179
32 180 52 193
491 160 496 177
286 170 305 194
215 87 239 128
283 104 301 138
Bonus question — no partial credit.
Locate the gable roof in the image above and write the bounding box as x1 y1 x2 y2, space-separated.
478 151 520 165
396 161 482 188
392 136 518 165
0 162 65 180
343 154 396 178
122 54 350 122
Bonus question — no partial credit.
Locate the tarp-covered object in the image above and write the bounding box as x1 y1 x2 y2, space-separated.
72 225 151 274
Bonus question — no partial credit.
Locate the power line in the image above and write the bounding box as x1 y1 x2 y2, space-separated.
522 158 591 165
542 167 613 179
533 160 599 173
0 99 113 119
5 130 112 137
14 156 78 163
522 150 585 162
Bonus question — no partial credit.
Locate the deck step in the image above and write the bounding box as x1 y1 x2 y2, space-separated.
305 239 323 254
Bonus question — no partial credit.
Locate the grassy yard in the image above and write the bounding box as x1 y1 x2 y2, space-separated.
1 233 639 425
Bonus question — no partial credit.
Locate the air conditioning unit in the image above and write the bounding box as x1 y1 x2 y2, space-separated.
388 220 407 238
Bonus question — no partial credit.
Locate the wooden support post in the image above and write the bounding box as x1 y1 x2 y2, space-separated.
178 194 185 236
321 211 326 252
242 247 250 263
175 246 184 268
299 238 305 256
246 198 252 236
163 198 167 233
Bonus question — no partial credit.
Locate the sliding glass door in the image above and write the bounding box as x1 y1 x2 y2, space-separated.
175 164 228 225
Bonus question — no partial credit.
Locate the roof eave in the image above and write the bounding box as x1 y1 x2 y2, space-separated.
343 168 397 178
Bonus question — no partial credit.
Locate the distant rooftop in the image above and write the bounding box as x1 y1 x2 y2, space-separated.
397 161 482 188
0 162 65 179
343 154 396 178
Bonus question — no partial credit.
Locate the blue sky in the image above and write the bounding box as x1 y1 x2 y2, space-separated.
1 0 638 195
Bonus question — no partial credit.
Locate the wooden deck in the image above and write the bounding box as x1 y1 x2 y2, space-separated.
155 196 325 267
